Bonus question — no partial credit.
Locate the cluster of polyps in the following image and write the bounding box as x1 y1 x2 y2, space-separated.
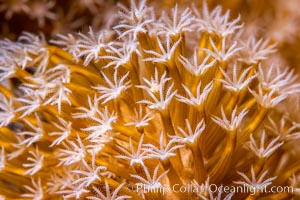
0 0 300 199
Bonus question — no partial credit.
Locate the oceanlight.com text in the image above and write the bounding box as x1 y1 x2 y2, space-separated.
133 184 294 196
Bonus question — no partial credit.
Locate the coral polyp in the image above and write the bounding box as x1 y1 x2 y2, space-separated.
0 1 300 199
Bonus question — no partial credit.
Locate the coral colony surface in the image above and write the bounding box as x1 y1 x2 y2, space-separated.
1 0 300 200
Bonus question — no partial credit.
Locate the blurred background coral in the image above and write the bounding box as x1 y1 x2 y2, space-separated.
1 0 300 67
